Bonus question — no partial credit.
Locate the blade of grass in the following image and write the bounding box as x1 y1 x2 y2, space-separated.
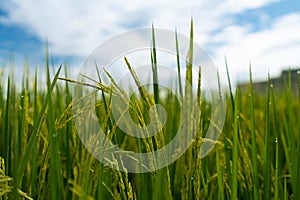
249 66 259 200
30 68 38 198
286 70 297 195
151 24 159 104
58 77 113 95
63 64 73 200
269 77 280 200
186 18 193 88
284 177 287 200
295 69 300 200
225 57 234 112
263 74 271 200
16 65 62 188
224 58 233 187
231 87 239 200
269 83 279 200
45 46 65 199
175 28 183 97
181 18 194 199
95 63 112 130
215 70 225 200
3 77 10 177
216 146 224 200
275 126 279 200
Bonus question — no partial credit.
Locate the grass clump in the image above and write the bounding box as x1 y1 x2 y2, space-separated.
0 23 299 200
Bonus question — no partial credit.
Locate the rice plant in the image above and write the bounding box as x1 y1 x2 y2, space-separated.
0 22 299 200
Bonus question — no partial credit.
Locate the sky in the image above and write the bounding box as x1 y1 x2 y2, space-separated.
0 0 300 84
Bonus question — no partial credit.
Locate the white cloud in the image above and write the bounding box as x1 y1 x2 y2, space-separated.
213 12 300 83
1 0 299 84
0 0 275 54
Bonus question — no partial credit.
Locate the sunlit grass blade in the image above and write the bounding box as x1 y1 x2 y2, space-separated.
58 77 114 94
216 146 224 200
287 70 297 195
269 79 280 200
45 47 65 199
175 28 183 97
16 65 62 188
223 59 232 188
30 68 38 198
95 63 112 130
249 66 259 200
179 18 194 199
3 77 11 177
231 87 239 200
295 68 300 200
263 74 271 200
225 57 234 112
284 177 287 200
151 24 159 104
186 18 193 88
62 64 73 200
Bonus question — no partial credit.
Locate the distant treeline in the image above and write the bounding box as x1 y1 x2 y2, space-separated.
238 68 299 95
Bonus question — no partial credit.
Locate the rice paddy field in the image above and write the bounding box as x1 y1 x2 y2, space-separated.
0 26 300 200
